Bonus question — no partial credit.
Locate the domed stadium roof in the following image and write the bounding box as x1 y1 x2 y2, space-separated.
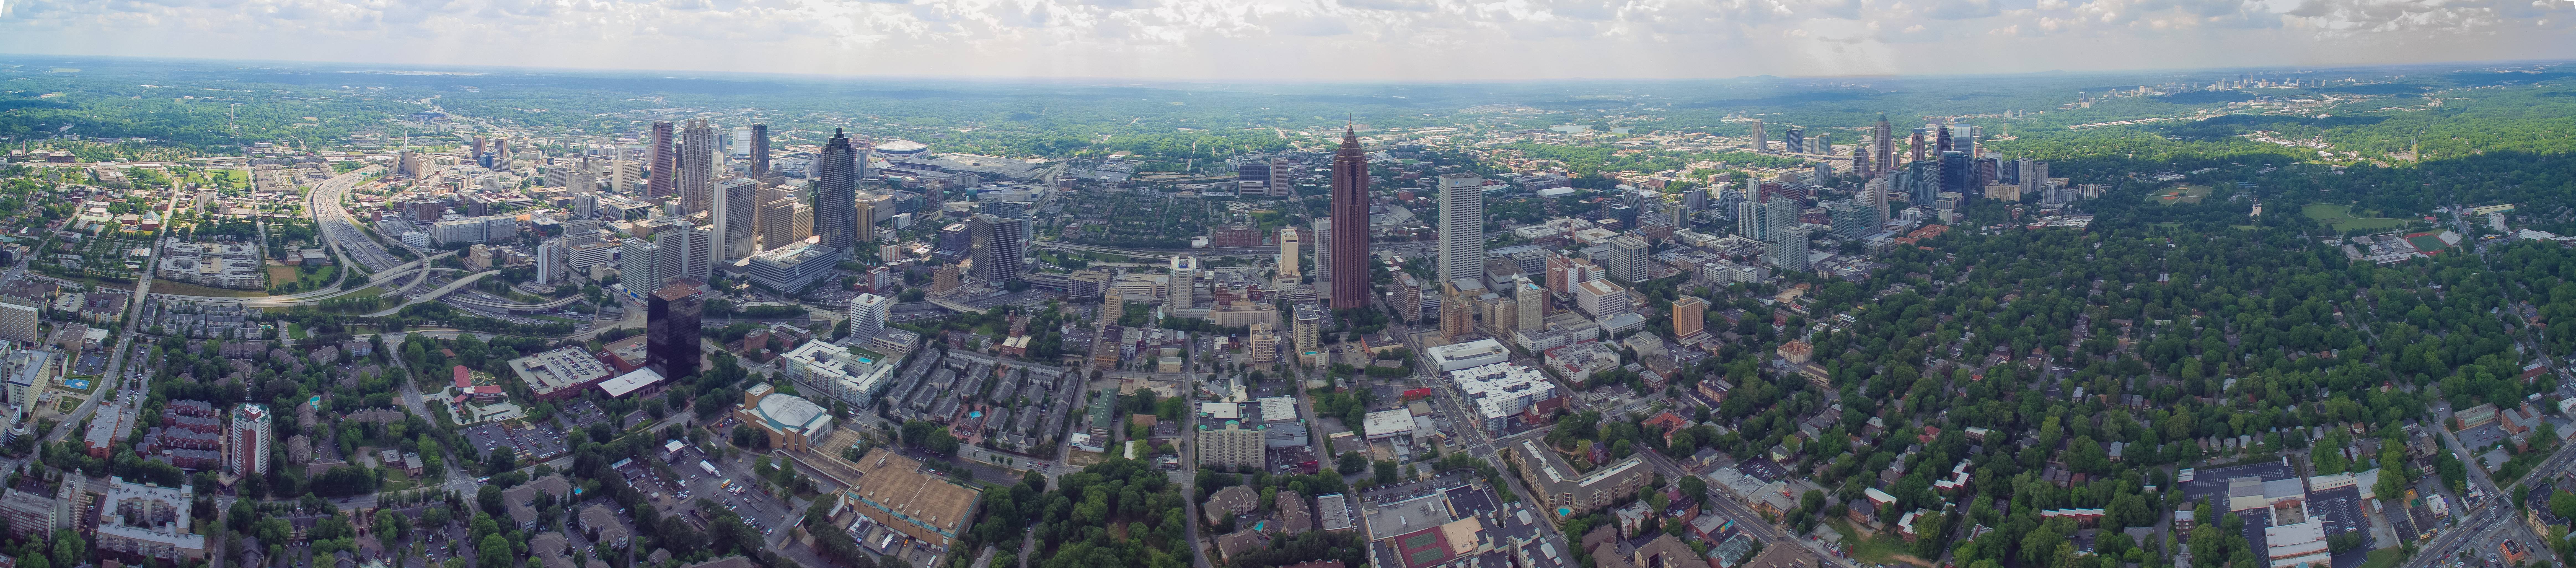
874 139 929 155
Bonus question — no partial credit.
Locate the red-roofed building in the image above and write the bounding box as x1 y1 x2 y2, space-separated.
452 365 473 390
1644 412 1688 439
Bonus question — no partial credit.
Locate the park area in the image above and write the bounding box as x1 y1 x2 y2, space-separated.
2143 185 2213 205
2303 203 2411 232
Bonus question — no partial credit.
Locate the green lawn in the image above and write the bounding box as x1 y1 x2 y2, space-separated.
1828 520 1932 567
2304 203 2411 232
532 315 585 325
288 323 308 339
2359 548 2404 568
270 264 339 294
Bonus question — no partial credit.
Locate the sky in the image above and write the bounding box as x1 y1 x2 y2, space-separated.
0 0 2570 81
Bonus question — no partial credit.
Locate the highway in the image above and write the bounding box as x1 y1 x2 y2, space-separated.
149 166 400 305
315 165 405 273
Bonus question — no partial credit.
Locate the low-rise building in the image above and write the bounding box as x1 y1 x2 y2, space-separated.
776 341 898 411
509 346 617 402
95 476 207 562
843 449 982 551
1508 439 1647 517
734 383 835 452
1448 363 1558 432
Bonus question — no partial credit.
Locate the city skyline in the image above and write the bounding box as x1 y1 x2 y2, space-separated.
0 0 2567 81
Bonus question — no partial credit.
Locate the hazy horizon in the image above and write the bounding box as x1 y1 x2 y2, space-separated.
3 0 2569 82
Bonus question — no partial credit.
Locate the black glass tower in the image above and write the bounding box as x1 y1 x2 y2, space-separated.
647 282 704 381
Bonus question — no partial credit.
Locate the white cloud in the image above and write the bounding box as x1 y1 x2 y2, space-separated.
0 0 2567 80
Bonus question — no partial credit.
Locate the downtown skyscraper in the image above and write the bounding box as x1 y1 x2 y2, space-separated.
648 121 676 201
1436 173 1484 286
1328 126 1370 310
1873 114 1896 175
679 119 716 214
814 128 860 253
749 123 773 183
713 176 757 261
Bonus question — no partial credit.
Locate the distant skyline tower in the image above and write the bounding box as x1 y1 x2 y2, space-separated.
679 119 716 214
1328 125 1370 310
648 121 676 201
1436 173 1485 286
1873 114 1896 175
713 176 757 261
1941 151 1974 197
749 123 773 183
1852 145 1873 180
1748 119 1766 152
1865 177 1892 228
814 128 860 253
1934 122 1953 156
1909 128 1928 165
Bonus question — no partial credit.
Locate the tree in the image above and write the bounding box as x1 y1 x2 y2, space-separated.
477 534 514 568
50 529 86 568
1336 452 1367 475
1374 460 1398 485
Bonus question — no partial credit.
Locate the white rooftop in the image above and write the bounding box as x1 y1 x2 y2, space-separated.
1427 338 1512 372
1363 409 1415 439
1201 402 1240 419
599 367 665 398
1448 362 1556 421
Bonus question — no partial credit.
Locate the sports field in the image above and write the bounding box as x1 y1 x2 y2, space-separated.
2406 232 2451 254
2144 185 2213 205
2303 203 2410 232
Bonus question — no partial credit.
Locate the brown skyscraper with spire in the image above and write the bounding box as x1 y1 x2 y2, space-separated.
1872 114 1896 174
1329 125 1370 310
648 121 677 201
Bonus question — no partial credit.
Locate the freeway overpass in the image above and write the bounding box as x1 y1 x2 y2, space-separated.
365 269 585 316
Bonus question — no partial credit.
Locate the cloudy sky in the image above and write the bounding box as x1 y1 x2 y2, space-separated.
1 0 2569 81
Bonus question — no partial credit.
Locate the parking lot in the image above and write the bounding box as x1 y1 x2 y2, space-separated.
461 422 573 463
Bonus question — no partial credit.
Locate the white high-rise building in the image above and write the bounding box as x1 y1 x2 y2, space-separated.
610 160 640 191
227 404 271 476
1767 225 1810 272
714 176 758 262
0 303 35 344
681 223 714 283
575 192 600 219
1168 256 1198 310
1277 227 1301 278
680 119 717 214
730 126 755 157
1311 217 1333 302
620 238 665 289
1865 178 1891 228
848 293 892 341
1436 173 1485 285
536 238 566 286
